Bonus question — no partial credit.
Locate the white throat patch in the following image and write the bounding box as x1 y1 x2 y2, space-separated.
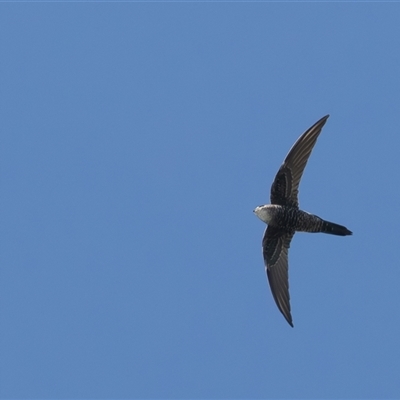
253 205 274 224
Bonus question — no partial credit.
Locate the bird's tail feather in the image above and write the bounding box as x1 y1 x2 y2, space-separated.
321 220 352 236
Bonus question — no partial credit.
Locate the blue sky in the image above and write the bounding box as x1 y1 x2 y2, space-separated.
1 3 400 399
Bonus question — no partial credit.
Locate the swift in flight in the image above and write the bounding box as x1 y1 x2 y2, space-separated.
254 115 352 327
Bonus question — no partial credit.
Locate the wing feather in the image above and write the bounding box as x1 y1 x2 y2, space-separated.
262 226 295 327
270 115 329 207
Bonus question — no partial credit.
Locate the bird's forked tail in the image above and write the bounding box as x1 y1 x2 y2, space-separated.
321 220 352 236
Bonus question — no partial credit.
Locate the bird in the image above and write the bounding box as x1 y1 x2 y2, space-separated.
253 115 352 327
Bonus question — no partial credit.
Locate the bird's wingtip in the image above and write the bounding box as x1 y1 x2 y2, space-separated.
285 316 294 328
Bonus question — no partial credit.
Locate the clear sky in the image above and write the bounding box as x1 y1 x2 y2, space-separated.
1 3 400 399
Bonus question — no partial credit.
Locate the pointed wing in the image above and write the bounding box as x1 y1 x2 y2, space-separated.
270 115 329 207
262 226 295 327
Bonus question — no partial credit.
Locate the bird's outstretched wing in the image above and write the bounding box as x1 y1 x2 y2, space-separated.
270 115 329 208
262 226 295 327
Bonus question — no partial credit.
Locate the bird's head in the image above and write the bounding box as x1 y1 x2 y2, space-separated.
253 205 272 224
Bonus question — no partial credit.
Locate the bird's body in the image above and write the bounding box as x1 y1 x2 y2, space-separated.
255 204 351 236
254 115 352 327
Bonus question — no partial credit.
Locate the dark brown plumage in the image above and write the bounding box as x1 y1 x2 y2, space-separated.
254 115 352 327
